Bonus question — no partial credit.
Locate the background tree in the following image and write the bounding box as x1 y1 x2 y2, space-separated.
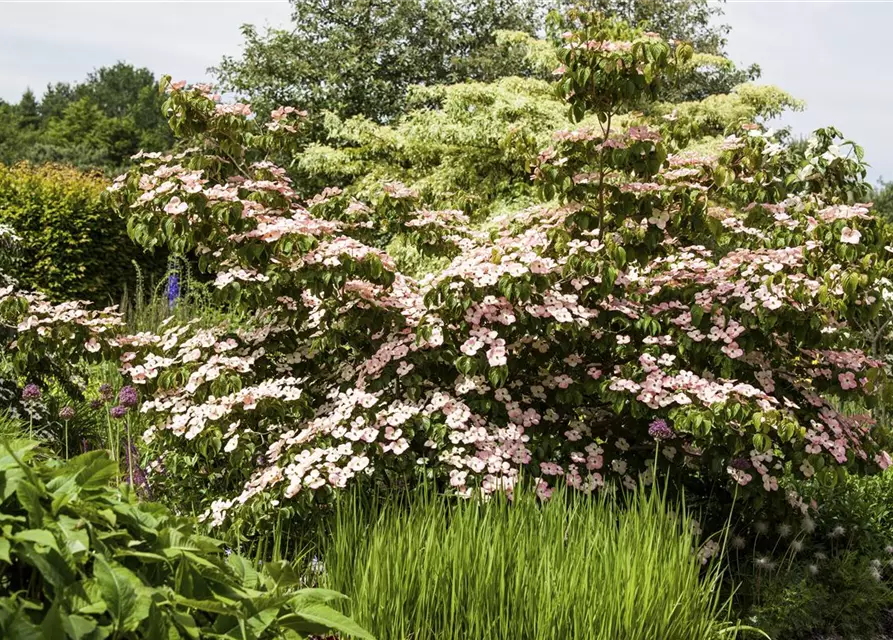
0 63 172 171
873 179 893 219
213 0 547 128
215 0 757 130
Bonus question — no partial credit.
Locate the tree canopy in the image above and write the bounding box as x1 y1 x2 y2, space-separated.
214 0 757 130
0 63 172 172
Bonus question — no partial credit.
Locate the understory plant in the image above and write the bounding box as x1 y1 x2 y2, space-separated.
0 439 371 639
321 483 747 640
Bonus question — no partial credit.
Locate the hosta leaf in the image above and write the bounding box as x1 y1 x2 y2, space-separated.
62 614 98 640
19 545 75 588
73 579 108 615
174 595 235 616
71 451 118 490
94 555 151 632
226 554 259 589
289 589 348 608
145 606 174 640
40 599 64 640
171 610 201 639
278 603 374 640
14 529 59 551
262 561 303 590
15 481 45 526
114 550 169 564
57 515 90 558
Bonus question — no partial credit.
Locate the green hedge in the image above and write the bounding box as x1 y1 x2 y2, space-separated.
0 162 156 302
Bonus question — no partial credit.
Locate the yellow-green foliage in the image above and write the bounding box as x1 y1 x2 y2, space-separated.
299 71 801 218
300 77 567 212
493 29 559 76
0 163 153 301
654 83 804 141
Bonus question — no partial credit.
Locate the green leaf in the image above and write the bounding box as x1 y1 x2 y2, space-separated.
18 545 76 588
41 599 65 640
62 614 98 640
174 596 234 616
279 603 374 640
227 553 260 589
14 529 58 551
289 589 348 608
73 451 119 491
94 555 151 633
16 481 45 526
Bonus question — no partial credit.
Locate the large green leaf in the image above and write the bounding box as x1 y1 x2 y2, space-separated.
62 614 98 640
71 451 119 491
14 528 59 551
173 595 235 616
19 544 76 588
15 481 46 526
279 603 375 640
93 555 151 632
226 554 259 590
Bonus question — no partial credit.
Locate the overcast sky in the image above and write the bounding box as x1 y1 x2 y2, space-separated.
1 0 890 181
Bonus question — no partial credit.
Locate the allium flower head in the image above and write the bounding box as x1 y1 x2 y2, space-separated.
90 399 102 410
829 525 846 538
110 405 128 419
99 383 114 402
648 418 674 441
59 406 75 420
22 384 41 401
118 386 138 408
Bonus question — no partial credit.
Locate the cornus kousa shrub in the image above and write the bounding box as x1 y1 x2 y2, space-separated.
108 13 893 528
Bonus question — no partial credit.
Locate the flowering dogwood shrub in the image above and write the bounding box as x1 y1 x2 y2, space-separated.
108 12 892 527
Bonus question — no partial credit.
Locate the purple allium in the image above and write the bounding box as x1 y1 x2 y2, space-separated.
59 406 76 420
730 457 752 470
110 405 128 419
21 383 41 401
90 399 102 410
648 418 675 441
98 383 114 402
118 386 138 408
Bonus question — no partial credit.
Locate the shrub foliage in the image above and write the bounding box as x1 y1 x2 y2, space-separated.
94 12 893 533
0 163 156 302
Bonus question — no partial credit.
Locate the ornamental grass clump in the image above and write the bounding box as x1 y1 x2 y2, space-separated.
321 484 749 640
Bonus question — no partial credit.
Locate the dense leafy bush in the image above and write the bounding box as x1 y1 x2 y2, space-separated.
95 12 893 538
322 485 743 640
0 163 159 301
0 439 371 639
